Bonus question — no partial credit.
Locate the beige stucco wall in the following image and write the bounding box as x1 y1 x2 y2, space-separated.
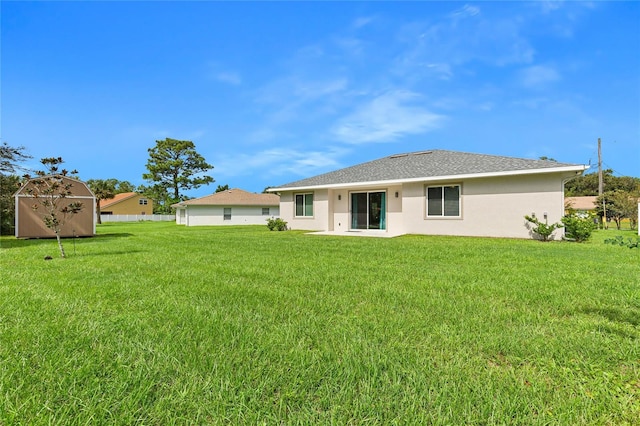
181 205 279 226
402 173 570 239
283 185 404 234
279 171 574 239
280 189 330 231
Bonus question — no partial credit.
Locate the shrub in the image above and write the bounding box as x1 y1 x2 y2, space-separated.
561 212 597 242
524 215 563 241
604 235 640 249
266 217 288 231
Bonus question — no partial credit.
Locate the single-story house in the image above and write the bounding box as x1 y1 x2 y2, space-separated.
172 188 280 226
14 175 96 238
564 196 598 214
101 192 153 215
268 149 588 239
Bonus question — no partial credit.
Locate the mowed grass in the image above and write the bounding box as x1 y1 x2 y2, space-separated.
0 222 638 425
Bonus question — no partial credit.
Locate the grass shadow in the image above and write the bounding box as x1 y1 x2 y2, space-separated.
1 232 134 250
94 233 134 239
75 249 146 257
581 306 640 327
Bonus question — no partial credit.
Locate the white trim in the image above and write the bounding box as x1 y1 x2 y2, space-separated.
16 194 94 199
269 165 588 192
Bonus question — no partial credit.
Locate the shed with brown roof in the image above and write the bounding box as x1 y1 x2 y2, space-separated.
172 188 280 226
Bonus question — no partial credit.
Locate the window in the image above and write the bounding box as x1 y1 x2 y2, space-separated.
139 198 148 205
262 208 270 216
427 185 460 217
223 208 231 220
295 193 313 217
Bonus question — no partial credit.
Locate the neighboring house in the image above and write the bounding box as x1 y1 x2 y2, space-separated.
564 196 598 214
172 188 280 226
101 192 153 215
14 175 96 238
269 150 588 239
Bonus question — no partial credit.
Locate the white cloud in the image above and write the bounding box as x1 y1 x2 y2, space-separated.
426 63 453 80
393 4 538 81
332 90 445 144
352 16 374 29
215 72 242 85
450 4 481 18
519 65 560 88
539 0 564 13
214 146 349 180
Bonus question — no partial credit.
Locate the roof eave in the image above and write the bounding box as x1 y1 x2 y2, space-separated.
270 164 589 192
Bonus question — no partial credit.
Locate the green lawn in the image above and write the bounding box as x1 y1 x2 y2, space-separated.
1 222 638 424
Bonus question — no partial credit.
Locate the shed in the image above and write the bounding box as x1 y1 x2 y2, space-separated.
14 175 96 238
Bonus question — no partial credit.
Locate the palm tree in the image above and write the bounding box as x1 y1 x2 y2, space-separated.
87 179 117 224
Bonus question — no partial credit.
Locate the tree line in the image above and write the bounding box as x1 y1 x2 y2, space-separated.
565 170 639 230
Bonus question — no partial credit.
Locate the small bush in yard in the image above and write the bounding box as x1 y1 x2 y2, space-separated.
561 212 597 242
266 217 288 231
524 215 562 241
605 235 640 249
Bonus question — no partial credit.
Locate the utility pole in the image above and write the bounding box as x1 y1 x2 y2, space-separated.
598 138 607 229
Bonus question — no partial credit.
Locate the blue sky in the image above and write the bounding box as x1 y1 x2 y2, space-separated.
2 1 638 198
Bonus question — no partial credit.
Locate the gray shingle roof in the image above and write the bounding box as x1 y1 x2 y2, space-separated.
273 150 585 189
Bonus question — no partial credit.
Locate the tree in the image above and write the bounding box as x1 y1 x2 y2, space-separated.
22 158 83 258
86 179 117 224
1 141 31 174
565 170 640 197
595 190 638 230
215 184 229 193
143 138 214 206
0 174 21 235
0 142 31 235
115 180 136 193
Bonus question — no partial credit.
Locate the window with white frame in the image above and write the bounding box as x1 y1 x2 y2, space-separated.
426 185 460 217
139 198 148 205
223 208 231 220
262 208 270 215
295 193 314 217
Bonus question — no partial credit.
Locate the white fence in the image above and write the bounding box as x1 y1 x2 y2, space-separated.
100 214 175 223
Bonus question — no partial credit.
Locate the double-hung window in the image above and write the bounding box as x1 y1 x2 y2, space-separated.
262 208 270 216
223 208 232 220
295 193 313 217
427 185 460 217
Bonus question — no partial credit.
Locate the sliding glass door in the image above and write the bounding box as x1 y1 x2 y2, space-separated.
351 191 386 230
